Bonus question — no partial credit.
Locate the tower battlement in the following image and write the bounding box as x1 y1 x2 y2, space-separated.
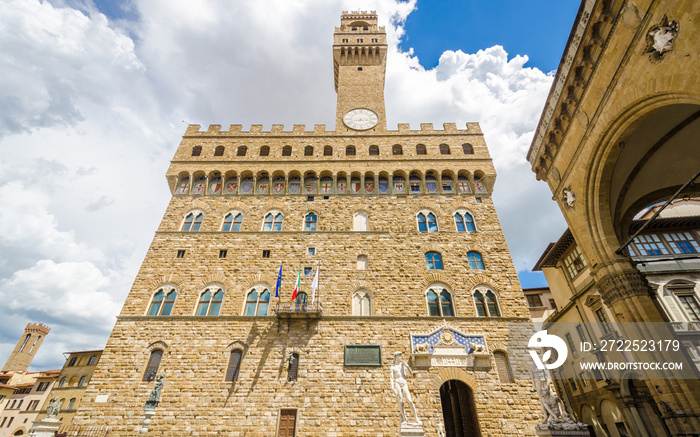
24 322 51 336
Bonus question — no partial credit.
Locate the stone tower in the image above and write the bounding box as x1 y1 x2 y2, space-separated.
74 11 541 436
2 323 50 372
333 11 388 130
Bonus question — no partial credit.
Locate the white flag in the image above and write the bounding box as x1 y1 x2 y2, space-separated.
310 267 319 303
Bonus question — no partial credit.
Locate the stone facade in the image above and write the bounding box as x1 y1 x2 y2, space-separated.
73 11 541 436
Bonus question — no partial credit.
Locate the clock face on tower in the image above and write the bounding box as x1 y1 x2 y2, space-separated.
343 108 378 130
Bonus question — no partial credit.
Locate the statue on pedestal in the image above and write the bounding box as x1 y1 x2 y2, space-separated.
530 365 587 432
145 374 164 410
390 352 421 425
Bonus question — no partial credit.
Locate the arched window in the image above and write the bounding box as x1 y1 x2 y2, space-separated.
67 398 76 410
59 398 65 409
323 145 332 156
226 350 243 382
304 146 313 156
196 288 223 316
462 143 474 154
467 252 484 270
352 290 372 316
346 145 356 156
392 144 403 155
425 252 443 270
353 212 368 231
19 334 30 352
295 292 308 312
260 145 270 156
182 212 203 231
493 351 512 383
282 145 292 156
440 143 451 155
263 212 283 231
474 289 500 317
78 376 86 387
454 212 476 232
244 288 270 316
416 144 426 155
88 355 97 365
237 146 247 156
369 145 379 155
147 288 177 316
288 353 299 381
417 212 438 232
143 349 163 381
58 377 66 387
426 288 454 317
304 213 317 231
191 146 202 156
214 146 224 156
222 212 243 232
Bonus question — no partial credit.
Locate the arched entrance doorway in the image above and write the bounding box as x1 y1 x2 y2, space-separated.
439 380 480 437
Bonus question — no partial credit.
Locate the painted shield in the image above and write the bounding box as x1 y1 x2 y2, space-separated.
378 180 388 193
365 181 374 193
224 179 238 195
175 179 189 195
288 178 301 194
241 178 254 194
474 182 487 194
426 182 437 193
209 178 221 195
273 182 285 194
192 180 206 195
305 179 317 194
336 182 347 194
394 182 405 193
457 180 471 194
320 182 332 194
351 181 361 193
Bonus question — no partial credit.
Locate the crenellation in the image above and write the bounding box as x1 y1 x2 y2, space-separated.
250 124 263 133
206 124 222 134
229 124 243 133
397 123 410 132
420 123 434 132
292 124 305 133
313 124 326 133
271 124 284 133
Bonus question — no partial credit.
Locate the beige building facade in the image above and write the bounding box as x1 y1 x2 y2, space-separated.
527 0 700 435
74 11 541 436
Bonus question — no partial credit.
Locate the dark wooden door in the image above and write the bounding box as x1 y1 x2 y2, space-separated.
278 409 297 437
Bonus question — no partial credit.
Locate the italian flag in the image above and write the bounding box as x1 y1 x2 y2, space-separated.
290 266 301 301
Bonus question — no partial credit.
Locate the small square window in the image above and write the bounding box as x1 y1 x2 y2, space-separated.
308 196 314 201
219 250 227 259
357 66 363 71
308 247 316 256
262 250 271 258
475 197 483 204
323 196 329 200
176 250 185 258
304 267 312 276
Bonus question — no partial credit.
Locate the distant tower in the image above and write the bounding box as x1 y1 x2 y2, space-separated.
2 323 50 372
333 11 388 131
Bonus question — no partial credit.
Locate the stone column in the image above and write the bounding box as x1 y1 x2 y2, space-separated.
596 267 700 435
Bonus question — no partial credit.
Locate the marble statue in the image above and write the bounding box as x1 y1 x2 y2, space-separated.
649 26 676 54
530 365 587 431
46 397 60 418
390 352 421 425
563 189 576 208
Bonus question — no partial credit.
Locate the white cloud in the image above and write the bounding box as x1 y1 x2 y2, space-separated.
0 0 566 369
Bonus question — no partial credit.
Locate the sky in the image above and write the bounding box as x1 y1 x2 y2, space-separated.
0 0 580 370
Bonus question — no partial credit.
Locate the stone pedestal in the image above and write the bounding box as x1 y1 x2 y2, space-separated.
535 422 590 437
399 422 424 436
139 408 156 434
28 417 61 437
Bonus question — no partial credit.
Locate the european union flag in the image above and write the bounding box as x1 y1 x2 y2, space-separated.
275 263 282 298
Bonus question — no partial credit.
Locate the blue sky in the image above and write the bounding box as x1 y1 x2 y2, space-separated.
0 0 581 369
401 1 580 72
